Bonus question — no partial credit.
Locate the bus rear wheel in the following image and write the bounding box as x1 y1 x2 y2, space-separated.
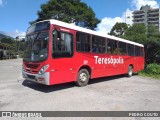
127 66 133 77
76 69 89 87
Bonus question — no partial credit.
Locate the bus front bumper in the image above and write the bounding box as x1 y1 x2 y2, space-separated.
22 71 50 85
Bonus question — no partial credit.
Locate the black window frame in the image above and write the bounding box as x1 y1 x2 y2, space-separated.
127 44 135 56
107 39 118 55
76 32 91 52
92 35 106 54
118 42 127 55
135 46 144 56
140 47 144 56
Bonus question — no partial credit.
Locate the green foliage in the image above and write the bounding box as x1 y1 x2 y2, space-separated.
145 25 160 63
123 24 147 44
145 64 160 75
0 37 15 44
19 42 25 51
145 40 160 63
147 25 160 38
33 0 100 30
139 63 160 79
109 22 128 37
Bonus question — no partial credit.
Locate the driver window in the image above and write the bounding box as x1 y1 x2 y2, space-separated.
52 30 73 58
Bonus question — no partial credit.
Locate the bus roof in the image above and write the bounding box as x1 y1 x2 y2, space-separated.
36 19 144 47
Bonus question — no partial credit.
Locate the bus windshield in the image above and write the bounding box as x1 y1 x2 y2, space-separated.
24 32 49 62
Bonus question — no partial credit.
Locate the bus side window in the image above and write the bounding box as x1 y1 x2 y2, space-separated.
92 36 106 54
128 44 135 56
140 47 144 56
52 30 73 58
57 32 62 51
92 36 98 53
106 39 110 54
135 46 143 56
52 30 58 52
102 38 106 53
76 32 90 52
107 39 118 55
118 42 127 55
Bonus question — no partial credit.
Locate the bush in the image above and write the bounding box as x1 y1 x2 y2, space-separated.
140 63 160 79
145 63 160 75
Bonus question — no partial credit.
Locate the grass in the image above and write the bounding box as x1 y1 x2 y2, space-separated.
139 63 160 80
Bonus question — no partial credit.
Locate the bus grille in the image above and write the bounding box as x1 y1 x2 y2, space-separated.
25 63 40 69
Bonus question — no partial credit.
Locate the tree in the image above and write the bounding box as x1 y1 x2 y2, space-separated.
123 24 147 44
33 0 100 30
19 42 25 51
145 40 160 63
0 38 15 44
145 25 160 63
109 22 128 37
147 25 160 41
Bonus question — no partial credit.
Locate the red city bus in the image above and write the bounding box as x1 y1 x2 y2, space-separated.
22 19 144 86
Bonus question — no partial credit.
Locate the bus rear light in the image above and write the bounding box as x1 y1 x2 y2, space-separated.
38 65 49 75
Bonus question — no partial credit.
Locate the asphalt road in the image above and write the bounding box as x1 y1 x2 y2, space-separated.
0 59 160 120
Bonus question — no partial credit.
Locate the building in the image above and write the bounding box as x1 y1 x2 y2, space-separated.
125 5 160 31
125 9 133 26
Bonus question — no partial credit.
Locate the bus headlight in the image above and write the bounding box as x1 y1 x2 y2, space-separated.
38 65 49 75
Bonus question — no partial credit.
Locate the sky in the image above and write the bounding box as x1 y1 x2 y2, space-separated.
0 0 160 38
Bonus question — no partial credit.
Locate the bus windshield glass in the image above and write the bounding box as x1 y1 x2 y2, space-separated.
24 32 49 62
27 21 50 34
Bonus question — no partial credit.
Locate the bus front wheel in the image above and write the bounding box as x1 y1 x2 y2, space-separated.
127 66 133 77
76 69 89 87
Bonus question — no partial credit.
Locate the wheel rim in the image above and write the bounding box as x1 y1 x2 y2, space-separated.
79 73 87 82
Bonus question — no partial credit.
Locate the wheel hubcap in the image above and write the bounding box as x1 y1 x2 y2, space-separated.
79 73 87 82
129 69 132 76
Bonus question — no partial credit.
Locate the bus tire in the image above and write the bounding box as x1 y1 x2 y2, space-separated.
127 66 133 77
76 69 89 87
